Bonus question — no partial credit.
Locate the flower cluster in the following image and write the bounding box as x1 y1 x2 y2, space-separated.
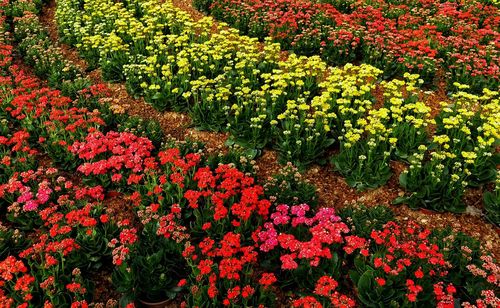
0 256 34 306
0 129 38 181
0 8 115 304
71 131 156 188
13 10 91 97
398 87 500 212
258 205 350 268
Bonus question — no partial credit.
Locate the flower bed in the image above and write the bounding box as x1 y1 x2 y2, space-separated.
0 0 499 306
199 0 500 92
50 0 500 214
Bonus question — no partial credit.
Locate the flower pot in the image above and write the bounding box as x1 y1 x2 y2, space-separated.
137 298 171 308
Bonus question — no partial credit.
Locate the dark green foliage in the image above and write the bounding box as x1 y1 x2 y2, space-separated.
338 204 394 238
264 163 318 207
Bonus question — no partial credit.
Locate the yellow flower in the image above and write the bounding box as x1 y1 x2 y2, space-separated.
433 135 450 145
298 103 309 111
461 151 477 164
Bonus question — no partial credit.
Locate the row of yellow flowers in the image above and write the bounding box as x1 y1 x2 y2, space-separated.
55 0 499 214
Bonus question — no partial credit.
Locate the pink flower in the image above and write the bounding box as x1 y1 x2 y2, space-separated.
23 200 39 211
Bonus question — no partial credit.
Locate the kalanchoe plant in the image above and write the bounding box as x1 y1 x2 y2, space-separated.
337 204 395 238
0 167 63 230
206 145 257 175
183 230 276 307
127 147 276 307
257 204 351 291
13 12 88 93
263 162 318 207
396 87 500 213
429 228 499 302
0 256 36 306
71 131 156 189
66 204 118 271
117 115 164 149
332 137 392 190
0 224 30 259
0 129 39 182
291 275 357 307
349 221 452 306
110 214 188 304
396 143 467 212
18 234 90 306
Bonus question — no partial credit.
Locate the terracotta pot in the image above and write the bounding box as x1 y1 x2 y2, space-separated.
137 298 171 308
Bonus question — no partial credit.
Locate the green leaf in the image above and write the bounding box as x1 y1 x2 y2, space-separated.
152 92 162 100
399 171 407 187
224 138 235 147
392 196 408 205
244 148 260 159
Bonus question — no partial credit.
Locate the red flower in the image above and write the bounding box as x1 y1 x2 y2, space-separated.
414 268 424 279
177 279 187 287
375 277 386 287
14 274 34 292
218 258 243 280
66 282 86 294
198 259 214 275
314 276 338 297
280 254 298 270
227 286 240 300
258 273 277 288
241 285 255 299
184 190 202 209
330 291 356 307
407 293 417 302
119 228 138 245
292 296 322 308
99 214 109 223
343 235 367 254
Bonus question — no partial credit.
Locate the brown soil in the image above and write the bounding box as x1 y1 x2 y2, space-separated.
39 0 499 263
172 0 205 21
